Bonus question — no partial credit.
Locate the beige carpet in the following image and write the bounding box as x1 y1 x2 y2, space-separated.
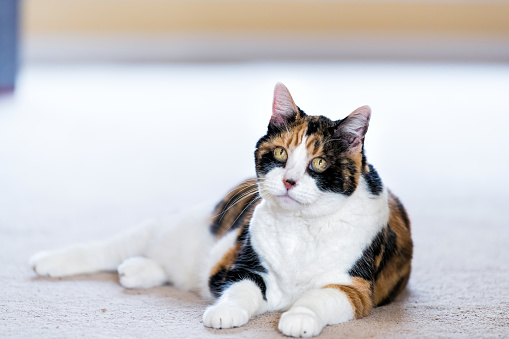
1 62 508 338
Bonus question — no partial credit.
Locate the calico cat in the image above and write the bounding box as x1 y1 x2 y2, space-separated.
30 83 412 337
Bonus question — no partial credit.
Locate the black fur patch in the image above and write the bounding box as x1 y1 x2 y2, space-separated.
254 131 285 177
210 202 225 235
306 120 320 136
208 227 268 299
208 267 229 298
308 155 358 196
363 164 383 195
306 115 333 136
256 150 285 177
267 112 297 135
348 229 384 281
361 149 367 169
374 225 397 279
254 134 273 155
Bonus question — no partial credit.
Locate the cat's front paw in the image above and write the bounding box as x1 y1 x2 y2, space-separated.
29 250 79 277
278 307 323 338
203 304 250 329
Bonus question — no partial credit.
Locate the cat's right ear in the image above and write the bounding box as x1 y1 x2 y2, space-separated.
335 105 371 154
269 82 299 129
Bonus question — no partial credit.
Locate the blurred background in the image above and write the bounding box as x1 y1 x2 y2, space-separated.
1 0 507 209
18 0 509 63
1 1 509 337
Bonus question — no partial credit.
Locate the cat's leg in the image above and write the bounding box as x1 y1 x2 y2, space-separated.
203 280 267 329
117 256 167 289
30 219 158 278
143 202 217 292
278 282 371 338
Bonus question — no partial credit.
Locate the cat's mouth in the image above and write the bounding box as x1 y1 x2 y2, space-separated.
277 193 300 204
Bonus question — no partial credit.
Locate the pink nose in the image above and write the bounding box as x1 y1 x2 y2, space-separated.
283 179 297 190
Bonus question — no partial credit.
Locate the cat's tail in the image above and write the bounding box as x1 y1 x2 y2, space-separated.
29 219 159 278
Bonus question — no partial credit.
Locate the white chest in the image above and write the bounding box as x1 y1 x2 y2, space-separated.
250 198 386 311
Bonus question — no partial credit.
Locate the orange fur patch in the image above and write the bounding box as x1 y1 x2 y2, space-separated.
372 190 413 306
211 179 260 238
305 133 324 158
323 277 373 319
374 261 411 306
209 227 244 277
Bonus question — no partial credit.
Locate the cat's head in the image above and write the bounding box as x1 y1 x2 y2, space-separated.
255 83 372 216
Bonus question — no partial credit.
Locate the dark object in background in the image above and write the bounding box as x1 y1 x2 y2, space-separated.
0 0 19 93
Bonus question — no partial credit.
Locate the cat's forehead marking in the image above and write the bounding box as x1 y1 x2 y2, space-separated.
305 133 324 158
255 117 331 162
280 119 325 157
286 122 308 149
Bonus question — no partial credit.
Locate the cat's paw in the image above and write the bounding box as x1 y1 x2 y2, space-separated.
117 257 167 289
29 250 78 277
278 307 323 338
203 304 250 329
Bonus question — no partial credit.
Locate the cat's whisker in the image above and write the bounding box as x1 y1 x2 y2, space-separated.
223 189 259 210
213 179 275 221
215 188 260 221
257 187 274 200
221 182 258 201
217 182 258 208
223 194 261 233
222 186 258 210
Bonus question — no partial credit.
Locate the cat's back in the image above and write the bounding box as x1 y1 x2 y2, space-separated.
209 178 260 238
201 179 261 299
372 189 413 306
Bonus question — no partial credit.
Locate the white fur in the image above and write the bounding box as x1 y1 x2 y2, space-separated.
118 256 167 289
250 179 387 313
203 280 267 329
143 202 216 292
30 219 159 277
30 136 389 337
279 289 354 337
30 202 217 293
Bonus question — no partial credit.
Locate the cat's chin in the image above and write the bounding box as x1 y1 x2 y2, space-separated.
267 192 349 218
277 194 300 205
273 194 305 211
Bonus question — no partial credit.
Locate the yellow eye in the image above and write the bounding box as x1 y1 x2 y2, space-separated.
310 157 328 173
273 147 288 162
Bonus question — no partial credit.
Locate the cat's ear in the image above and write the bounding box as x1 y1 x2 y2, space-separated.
270 82 300 128
335 105 371 153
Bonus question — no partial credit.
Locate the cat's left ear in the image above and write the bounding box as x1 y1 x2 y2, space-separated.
335 105 371 153
270 82 300 128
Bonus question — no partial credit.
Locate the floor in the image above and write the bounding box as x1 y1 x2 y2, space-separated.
1 62 508 338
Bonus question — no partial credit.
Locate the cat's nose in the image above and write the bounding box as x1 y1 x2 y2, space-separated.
283 178 297 190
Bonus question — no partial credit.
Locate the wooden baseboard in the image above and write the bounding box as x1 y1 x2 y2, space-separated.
23 0 509 62
24 0 509 36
